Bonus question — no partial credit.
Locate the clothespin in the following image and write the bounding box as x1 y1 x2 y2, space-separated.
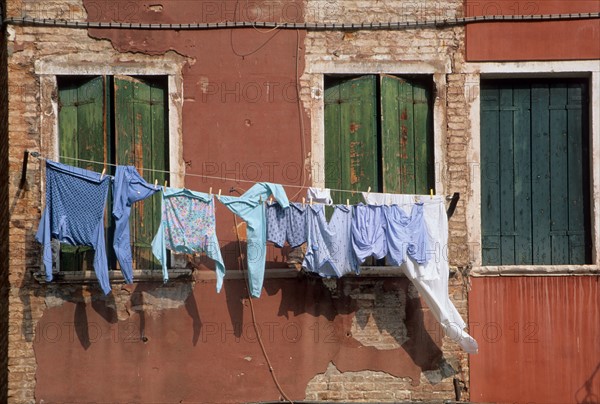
367 186 371 198
302 197 306 207
269 196 274 204
310 197 313 206
217 189 222 198
164 180 168 188
430 188 434 199
346 198 350 208
100 167 106 179
259 196 262 203
209 187 213 195
154 179 158 189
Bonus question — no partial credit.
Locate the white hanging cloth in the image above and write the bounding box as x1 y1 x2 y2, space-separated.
362 192 478 354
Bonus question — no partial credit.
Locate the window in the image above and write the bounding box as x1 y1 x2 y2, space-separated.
324 74 435 204
57 75 169 272
480 79 591 265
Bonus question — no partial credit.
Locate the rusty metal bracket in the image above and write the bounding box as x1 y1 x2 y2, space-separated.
446 192 460 219
19 150 29 189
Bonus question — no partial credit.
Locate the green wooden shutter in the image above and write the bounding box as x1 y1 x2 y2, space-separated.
58 76 107 271
114 76 168 270
380 75 433 194
481 79 590 266
324 75 378 204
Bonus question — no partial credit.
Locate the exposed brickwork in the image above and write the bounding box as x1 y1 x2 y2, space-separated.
0 0 10 400
305 362 461 402
4 1 184 401
6 0 474 402
300 0 472 400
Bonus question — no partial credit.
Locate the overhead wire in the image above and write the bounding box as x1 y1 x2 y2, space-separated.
3 13 600 30
229 187 293 404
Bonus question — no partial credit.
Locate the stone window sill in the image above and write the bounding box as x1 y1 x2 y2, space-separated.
471 265 600 277
31 265 458 286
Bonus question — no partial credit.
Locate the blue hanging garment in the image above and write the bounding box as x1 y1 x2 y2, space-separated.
112 166 160 283
35 160 112 294
219 183 289 298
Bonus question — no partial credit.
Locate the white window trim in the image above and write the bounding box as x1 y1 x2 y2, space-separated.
464 61 600 275
35 56 185 188
34 55 188 281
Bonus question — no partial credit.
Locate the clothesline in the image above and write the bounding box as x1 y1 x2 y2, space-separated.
33 158 477 353
25 151 449 199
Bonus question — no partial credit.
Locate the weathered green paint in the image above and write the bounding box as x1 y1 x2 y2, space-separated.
115 76 168 270
381 75 433 194
58 76 105 271
324 75 378 204
481 79 590 265
325 75 433 204
481 85 501 265
57 75 168 272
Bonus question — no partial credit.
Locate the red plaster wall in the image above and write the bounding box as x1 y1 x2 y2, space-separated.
465 0 600 61
33 278 444 402
469 276 600 404
84 0 310 269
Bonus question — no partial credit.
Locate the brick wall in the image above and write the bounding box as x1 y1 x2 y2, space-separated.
4 2 182 401
0 0 10 400
6 0 475 402
300 0 472 400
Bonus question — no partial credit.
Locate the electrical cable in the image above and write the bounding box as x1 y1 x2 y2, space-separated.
229 187 294 404
3 13 600 30
290 28 307 201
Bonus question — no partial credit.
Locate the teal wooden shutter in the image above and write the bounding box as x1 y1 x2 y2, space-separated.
324 75 378 204
114 76 168 270
481 79 590 265
58 76 108 271
380 75 433 194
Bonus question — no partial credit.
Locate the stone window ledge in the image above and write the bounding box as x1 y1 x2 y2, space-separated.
31 265 458 286
471 265 600 277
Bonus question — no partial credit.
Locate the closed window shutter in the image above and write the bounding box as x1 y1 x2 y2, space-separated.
380 75 433 194
114 76 168 270
58 76 107 271
481 79 590 265
324 75 378 204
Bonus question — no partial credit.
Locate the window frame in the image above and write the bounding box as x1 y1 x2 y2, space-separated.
306 63 449 274
464 61 600 274
306 62 449 196
35 58 187 282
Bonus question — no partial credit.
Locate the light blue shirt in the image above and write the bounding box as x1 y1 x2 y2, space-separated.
351 203 388 263
219 183 289 297
384 203 429 265
303 204 359 277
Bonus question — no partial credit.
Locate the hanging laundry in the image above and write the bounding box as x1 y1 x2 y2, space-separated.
112 166 160 284
219 183 289 298
351 204 388 263
384 203 429 266
363 192 478 354
151 187 225 291
307 187 333 205
266 201 307 248
303 204 359 278
35 160 112 294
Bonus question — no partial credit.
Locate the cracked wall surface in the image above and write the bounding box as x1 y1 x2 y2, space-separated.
5 0 473 402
